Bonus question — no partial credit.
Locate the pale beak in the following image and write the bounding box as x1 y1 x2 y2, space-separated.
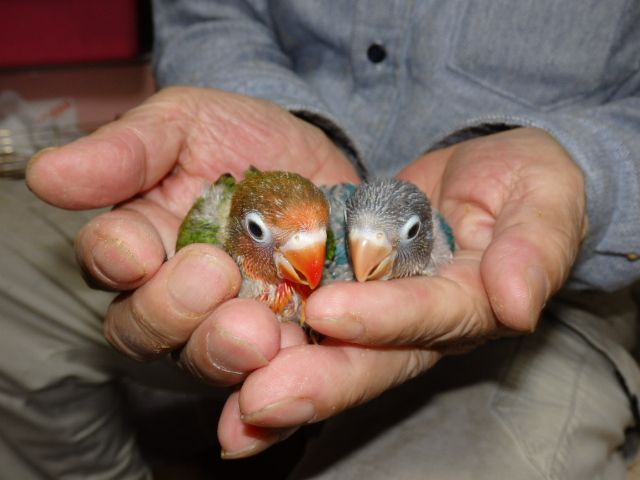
349 229 394 282
275 230 327 289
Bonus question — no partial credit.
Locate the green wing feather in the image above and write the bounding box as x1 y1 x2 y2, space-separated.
216 172 237 190
176 197 220 250
325 228 336 261
175 172 239 251
244 165 262 179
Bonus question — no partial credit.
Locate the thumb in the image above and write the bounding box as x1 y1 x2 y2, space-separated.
26 91 186 210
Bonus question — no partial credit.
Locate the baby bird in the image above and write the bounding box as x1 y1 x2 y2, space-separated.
345 178 454 282
176 168 330 323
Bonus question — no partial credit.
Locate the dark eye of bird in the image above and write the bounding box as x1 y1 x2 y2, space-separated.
248 220 264 239
407 221 420 239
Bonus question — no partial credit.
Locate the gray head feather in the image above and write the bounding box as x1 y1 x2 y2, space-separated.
345 178 437 278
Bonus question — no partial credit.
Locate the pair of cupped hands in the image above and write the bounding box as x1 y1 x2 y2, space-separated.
27 86 587 457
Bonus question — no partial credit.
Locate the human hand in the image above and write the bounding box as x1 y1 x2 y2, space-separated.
26 85 359 383
219 127 588 456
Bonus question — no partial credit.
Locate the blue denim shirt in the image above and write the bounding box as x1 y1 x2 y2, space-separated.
152 0 640 292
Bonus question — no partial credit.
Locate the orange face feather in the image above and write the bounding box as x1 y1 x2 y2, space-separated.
224 171 330 292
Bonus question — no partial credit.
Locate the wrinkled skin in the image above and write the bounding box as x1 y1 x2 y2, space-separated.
27 86 586 457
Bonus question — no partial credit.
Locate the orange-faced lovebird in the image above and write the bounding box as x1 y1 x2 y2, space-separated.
176 168 330 323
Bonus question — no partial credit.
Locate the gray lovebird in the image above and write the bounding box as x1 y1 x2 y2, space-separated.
345 177 455 282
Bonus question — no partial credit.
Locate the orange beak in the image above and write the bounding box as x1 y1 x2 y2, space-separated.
349 230 394 283
275 230 327 289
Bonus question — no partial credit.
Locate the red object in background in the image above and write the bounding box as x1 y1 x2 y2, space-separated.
1 0 140 67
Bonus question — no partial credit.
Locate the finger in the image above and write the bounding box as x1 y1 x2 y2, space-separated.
444 143 586 331
280 321 311 348
218 390 299 459
174 299 282 386
238 343 442 428
307 187 583 343
75 208 169 291
305 252 502 348
25 90 187 210
306 210 580 345
73 168 213 291
26 87 360 210
480 200 583 331
104 243 241 362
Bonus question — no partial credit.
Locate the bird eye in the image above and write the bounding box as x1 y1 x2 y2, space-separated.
245 212 271 243
401 215 421 241
249 221 263 238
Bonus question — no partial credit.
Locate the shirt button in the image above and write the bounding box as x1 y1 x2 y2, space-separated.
367 43 387 63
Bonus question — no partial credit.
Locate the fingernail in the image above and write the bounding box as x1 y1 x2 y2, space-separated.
220 443 262 460
167 250 236 316
25 148 58 192
307 314 364 340
221 427 298 459
207 324 270 374
93 237 146 285
526 264 550 331
242 398 316 427
28 146 57 166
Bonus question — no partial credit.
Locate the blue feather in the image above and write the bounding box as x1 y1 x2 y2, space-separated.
436 213 455 252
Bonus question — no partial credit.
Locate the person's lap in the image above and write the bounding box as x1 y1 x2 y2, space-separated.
0 179 224 479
